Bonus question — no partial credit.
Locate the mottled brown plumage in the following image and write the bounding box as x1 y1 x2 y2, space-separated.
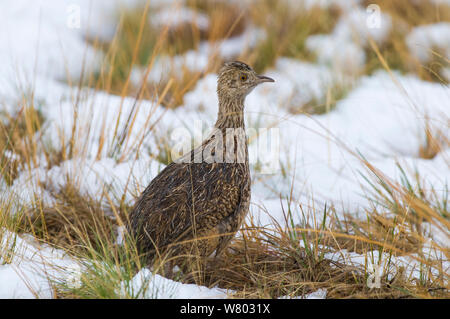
128 61 274 265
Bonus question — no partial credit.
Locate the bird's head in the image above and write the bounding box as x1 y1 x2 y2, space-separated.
217 61 274 101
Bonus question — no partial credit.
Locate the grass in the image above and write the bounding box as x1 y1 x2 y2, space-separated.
91 0 247 108
0 0 449 299
289 80 353 115
418 118 449 159
2 131 447 298
363 0 450 27
186 0 247 41
10 164 446 299
90 4 201 108
0 102 45 185
244 1 341 73
362 0 450 83
88 0 449 108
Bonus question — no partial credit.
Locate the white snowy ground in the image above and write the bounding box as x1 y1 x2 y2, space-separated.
0 0 449 298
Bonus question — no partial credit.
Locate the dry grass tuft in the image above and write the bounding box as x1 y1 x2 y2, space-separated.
0 103 44 185
245 1 341 73
1 0 449 300
186 0 247 41
363 0 450 82
18 181 126 254
289 82 352 115
418 120 449 159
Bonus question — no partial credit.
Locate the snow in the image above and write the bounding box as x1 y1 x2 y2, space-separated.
0 0 150 85
10 155 166 207
406 22 450 63
289 0 363 11
0 0 449 299
431 0 450 4
0 229 80 298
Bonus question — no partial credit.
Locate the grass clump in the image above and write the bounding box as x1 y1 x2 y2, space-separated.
362 0 450 83
18 181 120 251
1 0 449 300
186 0 247 41
418 119 449 160
0 103 45 185
246 2 341 73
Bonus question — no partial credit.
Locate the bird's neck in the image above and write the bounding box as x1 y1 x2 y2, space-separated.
215 96 245 130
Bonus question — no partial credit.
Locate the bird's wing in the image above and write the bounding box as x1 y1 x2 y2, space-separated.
129 162 192 250
129 140 250 256
214 175 250 257
158 162 248 252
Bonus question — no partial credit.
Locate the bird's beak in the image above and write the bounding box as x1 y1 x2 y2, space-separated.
257 75 275 83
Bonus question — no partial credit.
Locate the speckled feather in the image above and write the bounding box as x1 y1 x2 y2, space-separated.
128 61 274 263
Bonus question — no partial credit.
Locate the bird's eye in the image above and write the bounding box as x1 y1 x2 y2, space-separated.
240 74 248 81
